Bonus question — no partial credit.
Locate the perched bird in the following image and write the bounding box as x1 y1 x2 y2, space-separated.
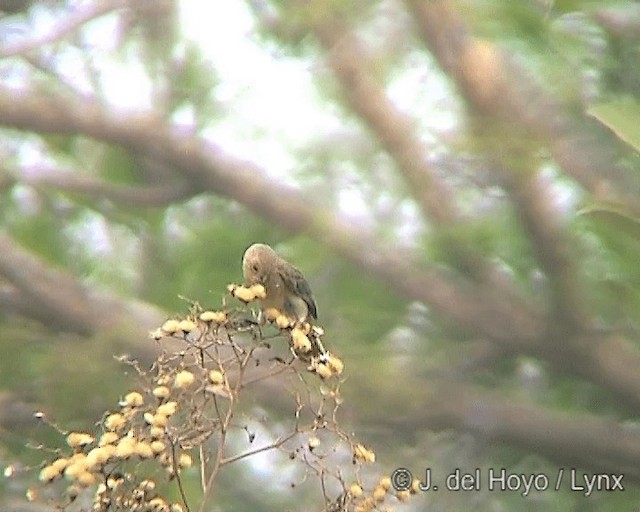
242 243 317 322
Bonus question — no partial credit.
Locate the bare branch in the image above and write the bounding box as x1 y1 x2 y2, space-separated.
17 164 194 207
0 0 130 59
502 165 587 328
0 230 165 335
310 16 456 227
405 0 640 216
593 4 640 38
4 87 640 415
0 85 542 349
379 379 640 483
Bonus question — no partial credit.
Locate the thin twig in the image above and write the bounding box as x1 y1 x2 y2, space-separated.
220 431 299 466
170 439 192 512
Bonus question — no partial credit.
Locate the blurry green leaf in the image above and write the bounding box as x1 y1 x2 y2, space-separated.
578 202 640 324
587 100 640 153
99 146 137 184
143 201 280 311
578 203 640 279
42 134 77 155
578 201 640 247
326 261 406 342
551 0 591 14
429 208 535 289
11 212 67 266
170 44 219 119
463 0 549 46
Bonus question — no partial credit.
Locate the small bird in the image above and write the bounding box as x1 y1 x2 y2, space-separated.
242 243 317 322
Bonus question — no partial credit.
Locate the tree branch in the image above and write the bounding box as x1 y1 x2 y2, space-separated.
4 86 640 414
0 0 129 59
405 0 640 216
15 164 194 207
0 231 165 335
310 16 456 227
502 165 587 329
382 379 640 483
0 85 542 348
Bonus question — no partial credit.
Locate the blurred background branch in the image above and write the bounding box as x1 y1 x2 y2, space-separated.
1 0 640 510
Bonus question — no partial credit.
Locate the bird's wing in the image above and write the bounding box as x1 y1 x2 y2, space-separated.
280 266 318 319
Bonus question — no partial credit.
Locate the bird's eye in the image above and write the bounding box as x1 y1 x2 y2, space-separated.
252 264 259 272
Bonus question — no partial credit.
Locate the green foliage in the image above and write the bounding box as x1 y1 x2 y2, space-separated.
42 133 79 156
97 146 139 185
3 0 640 510
7 200 69 267
323 259 407 342
579 202 640 258
429 209 537 291
577 202 640 325
142 202 280 311
169 43 221 123
0 320 130 463
460 0 549 45
588 99 640 153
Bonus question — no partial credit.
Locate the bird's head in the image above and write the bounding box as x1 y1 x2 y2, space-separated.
242 243 277 286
